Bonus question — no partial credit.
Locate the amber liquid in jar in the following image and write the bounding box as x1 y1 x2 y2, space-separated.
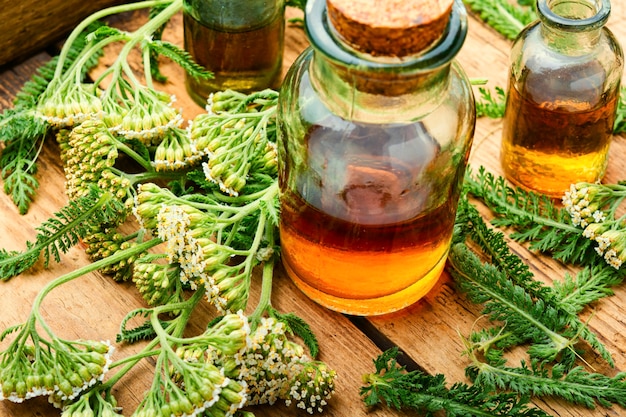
279 122 458 315
501 64 617 198
183 12 284 106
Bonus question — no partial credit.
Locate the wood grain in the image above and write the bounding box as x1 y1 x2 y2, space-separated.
1 3 625 417
0 0 130 67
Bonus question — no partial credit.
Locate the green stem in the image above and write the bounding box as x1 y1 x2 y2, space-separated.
109 349 162 368
124 169 187 185
101 324 170 389
448 245 572 351
102 291 203 389
54 0 177 80
250 258 275 321
30 238 162 322
250 215 277 321
113 0 183 78
114 139 155 172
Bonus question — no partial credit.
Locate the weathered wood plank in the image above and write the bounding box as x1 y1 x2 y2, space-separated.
1 3 626 417
0 0 130 67
0 9 392 417
368 5 626 416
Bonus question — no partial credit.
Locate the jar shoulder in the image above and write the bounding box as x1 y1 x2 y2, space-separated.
279 49 475 125
510 24 624 76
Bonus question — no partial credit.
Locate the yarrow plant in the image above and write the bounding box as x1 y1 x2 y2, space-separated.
0 268 115 407
0 1 336 416
562 182 626 269
178 316 337 414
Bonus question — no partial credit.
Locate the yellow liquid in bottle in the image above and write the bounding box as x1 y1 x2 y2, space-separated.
501 76 616 198
279 121 460 315
183 13 284 106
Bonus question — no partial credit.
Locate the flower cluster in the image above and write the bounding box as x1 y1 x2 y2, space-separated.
109 88 183 145
152 126 203 171
0 337 113 407
36 82 103 128
155 203 249 312
133 183 256 313
133 313 250 417
59 388 123 417
190 90 279 196
131 371 244 417
56 118 132 205
195 317 336 414
563 182 626 269
83 225 139 281
132 254 185 306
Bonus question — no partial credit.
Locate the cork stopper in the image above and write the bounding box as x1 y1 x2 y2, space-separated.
327 0 454 57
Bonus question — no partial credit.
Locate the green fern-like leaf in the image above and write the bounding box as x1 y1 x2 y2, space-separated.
552 262 624 315
361 348 550 416
147 40 213 80
0 323 24 342
468 358 626 409
449 242 582 363
455 197 555 301
271 309 319 358
0 190 125 280
0 21 106 213
116 308 170 344
455 197 615 367
465 167 595 264
463 0 536 40
116 319 158 344
475 86 506 119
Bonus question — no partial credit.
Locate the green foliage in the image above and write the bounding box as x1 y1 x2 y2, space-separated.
463 0 536 40
0 134 43 215
475 86 506 119
270 309 319 358
116 308 170 344
449 242 577 363
0 22 105 214
465 167 595 264
466 358 626 409
361 348 550 416
146 39 213 81
552 262 623 315
453 197 615 366
614 87 626 134
0 189 124 280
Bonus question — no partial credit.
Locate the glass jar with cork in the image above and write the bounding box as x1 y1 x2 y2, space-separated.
183 0 286 107
500 0 623 198
277 0 476 315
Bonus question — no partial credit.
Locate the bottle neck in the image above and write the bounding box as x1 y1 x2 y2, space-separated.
309 52 452 121
305 0 467 121
184 0 284 29
538 0 610 54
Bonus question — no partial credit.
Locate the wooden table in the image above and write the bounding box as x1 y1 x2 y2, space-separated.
1 4 626 417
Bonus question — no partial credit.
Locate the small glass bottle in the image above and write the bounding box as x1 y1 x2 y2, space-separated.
277 0 476 315
183 0 285 106
500 0 623 198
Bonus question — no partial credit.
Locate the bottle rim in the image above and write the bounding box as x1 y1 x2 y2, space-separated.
304 0 468 71
537 0 611 32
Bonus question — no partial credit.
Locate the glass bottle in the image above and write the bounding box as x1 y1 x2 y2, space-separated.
500 0 623 198
277 0 476 315
183 0 285 107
